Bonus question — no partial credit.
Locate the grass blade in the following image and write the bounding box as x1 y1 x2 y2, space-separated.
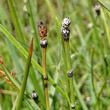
101 8 110 46
16 38 33 110
27 0 42 59
73 79 88 110
0 24 66 99
0 4 23 73
57 68 71 110
7 0 25 42
0 24 42 72
30 67 46 107
90 48 97 107
45 0 56 16
98 0 110 12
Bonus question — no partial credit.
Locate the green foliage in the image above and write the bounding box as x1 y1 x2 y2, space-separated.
98 0 110 12
16 38 33 110
0 0 110 109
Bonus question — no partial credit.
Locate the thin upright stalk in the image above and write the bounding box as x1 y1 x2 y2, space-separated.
38 21 49 110
61 18 75 109
91 49 97 96
88 0 109 104
98 71 110 97
7 0 25 42
62 36 70 95
101 8 110 46
27 0 42 58
42 47 49 110
57 69 71 110
16 38 33 110
91 49 97 99
88 0 104 57
55 17 69 92
0 24 67 100
64 41 75 108
73 79 88 110
91 49 98 110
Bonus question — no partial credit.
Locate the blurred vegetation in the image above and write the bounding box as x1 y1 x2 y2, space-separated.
0 0 110 110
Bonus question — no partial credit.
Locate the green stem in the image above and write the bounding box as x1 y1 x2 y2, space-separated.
55 17 70 95
91 48 97 109
27 0 42 59
91 49 97 97
88 0 109 107
98 71 110 97
0 24 67 99
7 0 25 42
62 38 70 95
57 69 71 110
63 40 88 110
101 8 110 46
16 38 33 110
73 79 88 110
64 41 75 108
88 0 104 57
45 0 56 17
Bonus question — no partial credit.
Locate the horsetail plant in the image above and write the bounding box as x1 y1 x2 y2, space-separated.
57 68 71 110
16 38 33 110
0 24 67 100
38 21 49 110
61 18 75 109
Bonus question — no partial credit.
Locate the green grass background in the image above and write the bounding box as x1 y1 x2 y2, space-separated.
0 0 110 110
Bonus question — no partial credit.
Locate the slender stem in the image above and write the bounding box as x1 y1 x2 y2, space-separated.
64 41 75 108
62 38 70 95
45 0 56 16
55 17 70 94
91 49 97 99
88 0 104 57
101 8 110 46
7 0 25 42
91 48 97 110
88 0 108 76
98 72 110 97
73 79 88 110
16 38 33 110
57 69 71 110
88 1 109 108
27 0 42 58
0 24 67 99
42 47 49 110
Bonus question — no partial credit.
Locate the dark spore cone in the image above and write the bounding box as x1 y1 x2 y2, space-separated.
38 21 47 40
61 27 70 41
61 18 71 41
62 18 71 29
94 5 101 16
32 90 38 101
40 39 48 48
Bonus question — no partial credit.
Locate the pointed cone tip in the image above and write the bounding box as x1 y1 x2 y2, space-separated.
29 37 33 55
